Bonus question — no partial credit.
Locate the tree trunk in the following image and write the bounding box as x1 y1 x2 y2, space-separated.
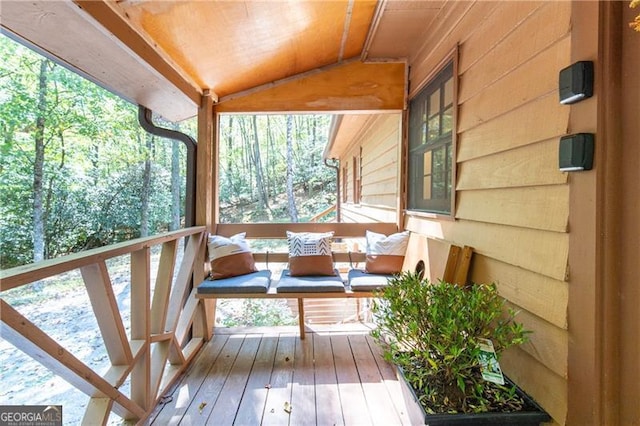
226 116 235 197
239 117 253 197
32 59 49 263
140 132 152 237
251 115 269 211
265 116 272 196
286 115 298 222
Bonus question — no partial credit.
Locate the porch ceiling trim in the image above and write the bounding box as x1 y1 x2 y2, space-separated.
74 0 203 104
215 60 406 114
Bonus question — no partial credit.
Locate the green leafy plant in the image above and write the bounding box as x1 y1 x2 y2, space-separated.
371 271 530 414
631 1 640 32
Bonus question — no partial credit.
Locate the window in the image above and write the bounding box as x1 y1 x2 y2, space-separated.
342 166 348 202
408 61 454 214
352 155 361 204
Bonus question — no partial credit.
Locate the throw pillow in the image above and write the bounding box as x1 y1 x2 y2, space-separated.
365 230 410 274
208 233 258 280
286 231 335 276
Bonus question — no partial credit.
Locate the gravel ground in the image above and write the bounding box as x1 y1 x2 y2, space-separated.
0 268 131 425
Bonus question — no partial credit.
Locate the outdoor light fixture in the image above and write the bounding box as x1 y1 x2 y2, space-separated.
559 61 594 105
559 133 594 172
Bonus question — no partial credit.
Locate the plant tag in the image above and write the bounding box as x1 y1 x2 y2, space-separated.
478 338 505 385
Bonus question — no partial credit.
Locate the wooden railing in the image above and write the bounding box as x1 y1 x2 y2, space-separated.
213 222 399 264
0 226 208 424
309 204 336 222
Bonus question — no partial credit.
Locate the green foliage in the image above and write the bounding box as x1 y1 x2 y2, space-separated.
371 271 530 414
218 114 336 223
0 35 189 268
0 33 334 269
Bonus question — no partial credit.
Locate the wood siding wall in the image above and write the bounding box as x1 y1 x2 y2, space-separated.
405 2 571 424
340 114 401 224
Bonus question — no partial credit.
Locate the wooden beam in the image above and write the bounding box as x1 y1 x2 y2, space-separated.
150 240 177 334
80 261 132 365
453 246 473 286
194 92 215 340
298 299 306 340
175 288 200 345
164 232 203 333
150 341 170 400
72 0 202 105
168 336 186 366
216 61 405 113
0 227 205 291
442 245 461 283
0 300 145 419
565 1 604 424
215 222 398 239
82 398 112 426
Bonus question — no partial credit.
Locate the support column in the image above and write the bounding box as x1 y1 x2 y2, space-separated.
194 90 216 340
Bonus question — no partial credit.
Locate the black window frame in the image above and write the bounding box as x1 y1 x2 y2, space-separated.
407 61 455 215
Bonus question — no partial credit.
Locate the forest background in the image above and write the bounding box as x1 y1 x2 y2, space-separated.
0 35 337 270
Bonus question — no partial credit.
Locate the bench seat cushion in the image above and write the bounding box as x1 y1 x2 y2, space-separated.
277 269 345 293
197 270 272 294
348 269 393 292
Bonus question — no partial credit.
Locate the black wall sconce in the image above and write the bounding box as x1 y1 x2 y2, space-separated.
559 133 594 172
559 61 594 105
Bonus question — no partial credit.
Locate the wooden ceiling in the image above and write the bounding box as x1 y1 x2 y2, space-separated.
0 0 444 121
114 0 377 97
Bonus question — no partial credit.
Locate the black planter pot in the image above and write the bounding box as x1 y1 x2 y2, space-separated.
396 367 551 426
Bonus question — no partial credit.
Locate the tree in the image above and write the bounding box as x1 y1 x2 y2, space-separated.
0 35 189 268
140 132 152 237
285 115 299 222
32 58 49 263
251 115 269 212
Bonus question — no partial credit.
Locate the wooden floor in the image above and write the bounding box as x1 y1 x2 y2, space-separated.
145 324 412 426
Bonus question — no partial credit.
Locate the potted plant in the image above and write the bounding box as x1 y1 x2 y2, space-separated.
371 271 551 425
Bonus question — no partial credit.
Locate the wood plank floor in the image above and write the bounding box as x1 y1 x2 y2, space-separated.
145 325 412 426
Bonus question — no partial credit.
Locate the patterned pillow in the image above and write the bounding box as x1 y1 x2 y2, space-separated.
365 230 410 274
208 233 257 280
286 231 335 276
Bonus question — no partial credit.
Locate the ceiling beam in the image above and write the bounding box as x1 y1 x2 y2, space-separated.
216 60 406 113
73 0 204 105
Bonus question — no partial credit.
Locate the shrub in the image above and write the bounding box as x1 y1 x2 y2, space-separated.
371 271 529 414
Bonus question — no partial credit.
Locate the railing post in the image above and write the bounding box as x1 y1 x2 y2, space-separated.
131 247 151 410
195 91 216 339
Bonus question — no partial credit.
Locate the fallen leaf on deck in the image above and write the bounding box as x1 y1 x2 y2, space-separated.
198 402 207 413
284 401 292 414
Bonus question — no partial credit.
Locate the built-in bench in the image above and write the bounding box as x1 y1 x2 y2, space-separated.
196 223 473 339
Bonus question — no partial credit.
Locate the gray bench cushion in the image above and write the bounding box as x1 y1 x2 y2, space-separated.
347 269 393 292
197 270 272 294
277 269 345 293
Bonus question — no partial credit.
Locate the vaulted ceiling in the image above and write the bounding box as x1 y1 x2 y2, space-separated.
1 1 444 121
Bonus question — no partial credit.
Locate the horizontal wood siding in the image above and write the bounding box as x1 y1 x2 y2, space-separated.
406 2 571 424
340 114 401 223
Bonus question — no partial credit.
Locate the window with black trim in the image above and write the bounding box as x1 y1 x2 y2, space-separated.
408 61 454 214
352 155 361 204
